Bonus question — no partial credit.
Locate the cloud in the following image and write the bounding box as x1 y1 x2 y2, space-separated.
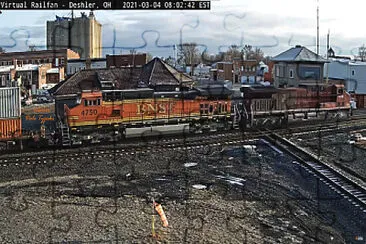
1 3 366 58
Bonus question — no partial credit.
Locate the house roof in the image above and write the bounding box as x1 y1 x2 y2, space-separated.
272 46 327 63
53 58 193 96
53 67 143 96
140 57 194 86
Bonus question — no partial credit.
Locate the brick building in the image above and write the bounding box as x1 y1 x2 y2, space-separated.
210 62 233 81
232 59 259 83
0 49 79 69
106 53 147 68
46 68 65 84
67 58 106 76
0 49 80 87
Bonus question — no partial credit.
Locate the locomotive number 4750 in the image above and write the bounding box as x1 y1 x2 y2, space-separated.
81 109 98 116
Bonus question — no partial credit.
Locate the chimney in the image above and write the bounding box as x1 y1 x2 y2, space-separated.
86 56 91 69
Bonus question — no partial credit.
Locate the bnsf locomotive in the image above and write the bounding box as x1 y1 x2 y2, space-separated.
240 83 351 128
60 87 233 146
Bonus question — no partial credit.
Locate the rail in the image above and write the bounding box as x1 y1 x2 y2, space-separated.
264 133 366 213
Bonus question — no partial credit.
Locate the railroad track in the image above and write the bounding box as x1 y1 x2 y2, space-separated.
0 131 257 166
264 133 366 214
2 116 366 166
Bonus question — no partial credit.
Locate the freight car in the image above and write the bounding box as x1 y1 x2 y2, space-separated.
21 103 57 147
0 87 22 150
240 83 351 128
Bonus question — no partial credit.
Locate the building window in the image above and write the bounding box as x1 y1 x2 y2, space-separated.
60 58 65 65
1 76 5 86
289 69 294 78
276 65 285 78
351 70 355 76
298 65 320 80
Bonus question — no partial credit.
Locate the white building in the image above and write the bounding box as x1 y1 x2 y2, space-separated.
193 63 211 77
0 65 13 87
67 58 106 76
325 59 366 94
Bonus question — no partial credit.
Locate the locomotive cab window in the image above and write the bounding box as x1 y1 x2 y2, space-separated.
84 99 101 107
338 88 343 94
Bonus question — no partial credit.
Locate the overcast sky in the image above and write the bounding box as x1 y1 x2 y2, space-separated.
0 0 365 59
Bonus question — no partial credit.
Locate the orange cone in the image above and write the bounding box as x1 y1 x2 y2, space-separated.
155 203 168 227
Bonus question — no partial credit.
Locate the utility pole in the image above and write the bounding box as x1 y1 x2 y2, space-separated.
326 29 330 59
316 0 319 55
68 10 74 50
326 29 330 84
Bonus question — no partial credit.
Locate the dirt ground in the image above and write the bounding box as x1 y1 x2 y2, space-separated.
0 141 354 243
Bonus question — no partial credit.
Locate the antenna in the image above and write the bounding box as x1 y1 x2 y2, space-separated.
317 0 319 55
68 10 73 50
326 29 330 84
326 29 330 59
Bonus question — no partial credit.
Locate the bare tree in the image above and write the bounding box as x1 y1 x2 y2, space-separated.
146 52 153 62
225 45 242 61
201 52 224 65
163 56 175 66
0 47 5 53
179 43 201 65
178 43 201 75
359 44 366 61
29 45 36 51
241 45 264 61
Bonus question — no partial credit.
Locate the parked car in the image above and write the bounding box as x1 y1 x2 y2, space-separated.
34 95 54 103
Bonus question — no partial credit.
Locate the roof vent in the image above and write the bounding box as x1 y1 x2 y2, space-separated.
295 45 302 48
